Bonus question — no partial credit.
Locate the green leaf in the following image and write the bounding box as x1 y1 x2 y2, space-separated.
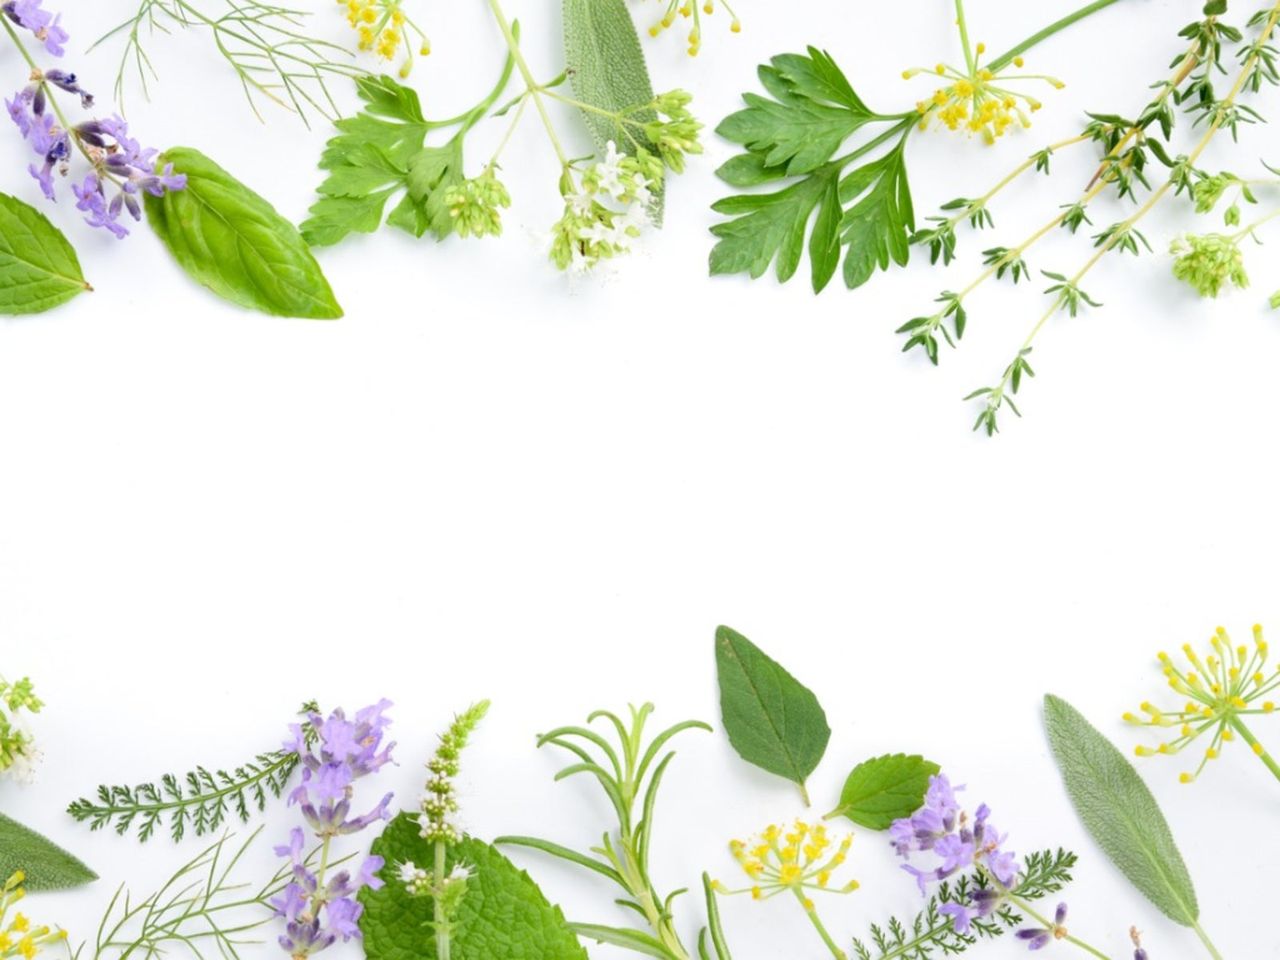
709 162 843 292
839 139 914 289
562 0 664 220
715 625 831 803
0 813 96 891
1043 695 1200 926
0 193 90 315
826 754 940 830
361 812 588 960
146 147 342 319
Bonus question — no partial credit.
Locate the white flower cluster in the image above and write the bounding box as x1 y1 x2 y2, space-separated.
549 142 661 273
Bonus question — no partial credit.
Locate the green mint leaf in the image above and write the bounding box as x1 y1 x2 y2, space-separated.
361 812 588 960
709 162 843 292
715 625 831 803
301 75 464 247
717 48 876 176
563 0 664 221
0 813 96 891
1043 694 1200 926
146 147 343 319
0 192 90 315
839 139 914 289
826 753 941 830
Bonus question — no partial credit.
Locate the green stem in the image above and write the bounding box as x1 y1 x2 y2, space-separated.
989 0 1125 72
1191 920 1225 960
954 0 976 74
434 839 450 960
1009 894 1113 960
1232 207 1280 242
484 0 568 166
793 889 846 960
1227 715 1280 784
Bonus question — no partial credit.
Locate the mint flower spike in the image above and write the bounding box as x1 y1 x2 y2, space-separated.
0 675 43 784
1126 625 1280 786
401 701 489 960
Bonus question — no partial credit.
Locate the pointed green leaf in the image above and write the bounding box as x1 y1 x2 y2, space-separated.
0 193 90 315
715 625 830 801
826 753 940 830
1043 694 1199 926
0 813 96 891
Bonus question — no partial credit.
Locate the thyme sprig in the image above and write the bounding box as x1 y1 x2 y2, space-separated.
66 701 318 843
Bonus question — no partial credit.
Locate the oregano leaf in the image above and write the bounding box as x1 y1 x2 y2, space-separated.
826 753 941 830
360 812 587 960
1043 694 1200 926
145 147 343 319
0 193 90 315
715 625 830 804
0 813 97 891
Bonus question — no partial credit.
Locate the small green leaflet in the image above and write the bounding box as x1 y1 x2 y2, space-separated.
1043 695 1200 926
0 813 97 891
301 76 461 247
360 812 587 960
698 873 733 960
563 0 664 221
0 193 90 315
146 147 343 319
715 625 830 804
709 47 915 293
826 754 940 830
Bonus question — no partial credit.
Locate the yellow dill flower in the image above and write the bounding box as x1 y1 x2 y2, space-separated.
1128 625 1280 786
338 0 429 76
902 41 1064 145
643 0 741 54
0 874 66 960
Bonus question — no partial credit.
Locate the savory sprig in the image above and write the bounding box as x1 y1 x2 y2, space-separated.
498 704 711 960
66 700 319 843
93 0 361 125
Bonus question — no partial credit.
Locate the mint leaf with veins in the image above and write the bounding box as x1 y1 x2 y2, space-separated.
360 812 587 960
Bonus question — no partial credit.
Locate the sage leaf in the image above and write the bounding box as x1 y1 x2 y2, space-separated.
145 147 343 319
715 625 830 803
562 0 664 220
360 812 587 960
0 813 97 891
1043 694 1200 926
826 753 940 830
0 193 90 315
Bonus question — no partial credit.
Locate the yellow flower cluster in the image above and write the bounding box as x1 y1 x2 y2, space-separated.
1126 625 1279 783
904 46 1064 145
338 0 428 77
645 0 740 56
716 821 858 907
0 873 67 960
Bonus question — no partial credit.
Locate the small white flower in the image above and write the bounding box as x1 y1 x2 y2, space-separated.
4 741 40 785
448 864 474 881
568 184 595 217
579 220 614 246
595 142 627 199
631 177 654 207
397 861 421 884
569 248 594 274
618 201 650 232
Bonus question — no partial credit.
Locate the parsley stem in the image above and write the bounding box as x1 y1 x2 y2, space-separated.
1227 715 1280 784
831 116 915 170
484 0 569 167
988 0 1125 73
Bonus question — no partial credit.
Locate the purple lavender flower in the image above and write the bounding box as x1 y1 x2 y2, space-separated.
2 0 67 56
1016 903 1068 951
272 703 395 958
889 774 1022 932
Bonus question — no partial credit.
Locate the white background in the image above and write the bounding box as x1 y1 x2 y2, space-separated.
3 0 1279 957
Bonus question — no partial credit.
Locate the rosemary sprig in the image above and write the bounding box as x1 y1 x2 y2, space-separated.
66 701 318 843
92 1 362 125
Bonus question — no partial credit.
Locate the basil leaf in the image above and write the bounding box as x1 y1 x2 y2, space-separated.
146 147 343 319
715 625 831 803
360 812 587 960
826 753 941 830
562 0 664 220
0 813 97 891
1043 694 1200 926
0 193 90 315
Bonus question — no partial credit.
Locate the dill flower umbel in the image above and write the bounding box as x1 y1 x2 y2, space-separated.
643 0 741 56
715 821 856 958
0 872 68 959
903 44 1064 145
1126 625 1280 786
338 0 429 77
